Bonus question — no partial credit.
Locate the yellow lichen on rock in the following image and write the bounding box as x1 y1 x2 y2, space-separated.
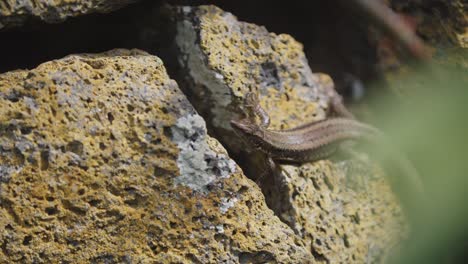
0 49 313 263
201 5 332 127
0 0 139 29
174 5 407 263
176 5 335 130
276 161 407 263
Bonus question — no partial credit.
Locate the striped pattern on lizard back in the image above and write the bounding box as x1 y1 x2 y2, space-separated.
258 118 381 163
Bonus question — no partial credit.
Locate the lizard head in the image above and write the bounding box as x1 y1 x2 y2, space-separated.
230 119 265 149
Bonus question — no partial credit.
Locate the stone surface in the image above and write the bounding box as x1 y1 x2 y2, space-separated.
173 5 407 263
0 49 313 263
375 0 467 95
270 162 407 263
0 0 139 29
389 0 467 49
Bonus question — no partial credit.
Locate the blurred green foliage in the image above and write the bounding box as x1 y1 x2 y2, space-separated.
369 58 468 263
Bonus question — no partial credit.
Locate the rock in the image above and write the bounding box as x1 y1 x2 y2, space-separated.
0 0 139 29
390 0 467 49
173 5 407 263
173 5 335 149
373 0 467 95
0 49 313 263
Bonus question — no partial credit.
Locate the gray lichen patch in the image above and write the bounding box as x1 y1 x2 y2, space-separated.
0 49 314 263
219 197 238 214
175 17 234 130
0 165 22 183
171 114 236 192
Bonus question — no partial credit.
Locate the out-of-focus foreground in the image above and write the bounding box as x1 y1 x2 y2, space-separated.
371 62 468 263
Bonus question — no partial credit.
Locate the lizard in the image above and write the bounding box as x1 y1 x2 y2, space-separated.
230 91 424 197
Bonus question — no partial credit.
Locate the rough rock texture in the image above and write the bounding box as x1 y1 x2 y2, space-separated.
271 162 406 263
0 49 313 263
0 0 139 29
374 0 467 95
389 0 467 49
174 5 332 137
173 5 407 263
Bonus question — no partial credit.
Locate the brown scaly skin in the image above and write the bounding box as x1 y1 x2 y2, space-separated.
231 92 424 198
230 117 379 163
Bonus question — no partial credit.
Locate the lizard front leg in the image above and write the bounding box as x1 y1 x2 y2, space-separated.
255 156 280 187
243 92 282 185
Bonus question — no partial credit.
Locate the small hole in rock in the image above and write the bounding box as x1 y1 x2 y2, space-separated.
238 186 248 194
99 142 106 150
88 200 101 207
45 207 58 215
214 234 225 242
22 235 33 245
66 140 83 155
40 150 49 170
315 239 322 246
163 126 172 138
343 234 350 248
20 127 32 135
107 112 114 124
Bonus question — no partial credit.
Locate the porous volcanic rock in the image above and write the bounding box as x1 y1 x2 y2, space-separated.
173 5 407 263
0 49 313 263
0 0 139 29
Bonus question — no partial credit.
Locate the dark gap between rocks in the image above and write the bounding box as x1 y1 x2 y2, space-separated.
1 0 378 100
